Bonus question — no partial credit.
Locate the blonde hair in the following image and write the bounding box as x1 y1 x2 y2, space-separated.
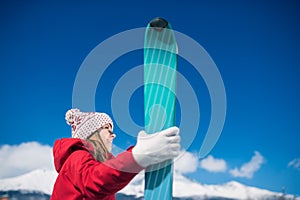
86 130 109 162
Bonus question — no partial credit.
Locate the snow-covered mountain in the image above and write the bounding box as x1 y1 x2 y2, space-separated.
0 169 298 200
120 171 298 200
0 169 57 195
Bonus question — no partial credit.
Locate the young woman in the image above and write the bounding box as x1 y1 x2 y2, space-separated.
50 108 180 200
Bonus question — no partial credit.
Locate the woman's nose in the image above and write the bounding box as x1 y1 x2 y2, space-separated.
111 133 116 138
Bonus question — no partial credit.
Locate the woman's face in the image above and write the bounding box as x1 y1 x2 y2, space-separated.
98 124 116 152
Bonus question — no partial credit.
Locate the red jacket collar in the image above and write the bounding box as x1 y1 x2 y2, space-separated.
53 138 93 172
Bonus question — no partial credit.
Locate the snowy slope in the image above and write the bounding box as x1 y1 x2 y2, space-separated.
0 169 298 200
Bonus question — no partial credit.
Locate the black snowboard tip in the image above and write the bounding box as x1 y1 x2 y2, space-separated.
149 17 168 31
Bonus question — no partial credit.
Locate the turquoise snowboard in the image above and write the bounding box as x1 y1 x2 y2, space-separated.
144 17 178 200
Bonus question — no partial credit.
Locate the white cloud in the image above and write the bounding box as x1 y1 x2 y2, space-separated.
199 155 227 173
288 158 300 170
0 142 54 178
229 151 264 179
174 151 199 174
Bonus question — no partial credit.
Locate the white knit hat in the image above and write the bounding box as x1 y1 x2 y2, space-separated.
65 108 114 139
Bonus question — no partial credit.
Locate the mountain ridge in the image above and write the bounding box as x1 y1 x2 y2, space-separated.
0 169 298 200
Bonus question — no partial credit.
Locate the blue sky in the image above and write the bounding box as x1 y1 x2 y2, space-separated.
1 0 300 197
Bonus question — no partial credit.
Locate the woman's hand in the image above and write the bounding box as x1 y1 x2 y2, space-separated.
132 126 180 168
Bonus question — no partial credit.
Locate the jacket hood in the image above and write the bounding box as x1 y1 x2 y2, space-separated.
53 138 92 172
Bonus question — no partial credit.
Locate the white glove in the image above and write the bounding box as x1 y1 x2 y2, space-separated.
132 126 180 168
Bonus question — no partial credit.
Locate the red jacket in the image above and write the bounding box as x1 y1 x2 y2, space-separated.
50 138 144 200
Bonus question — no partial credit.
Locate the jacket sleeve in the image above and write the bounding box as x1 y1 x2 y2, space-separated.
68 148 144 198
